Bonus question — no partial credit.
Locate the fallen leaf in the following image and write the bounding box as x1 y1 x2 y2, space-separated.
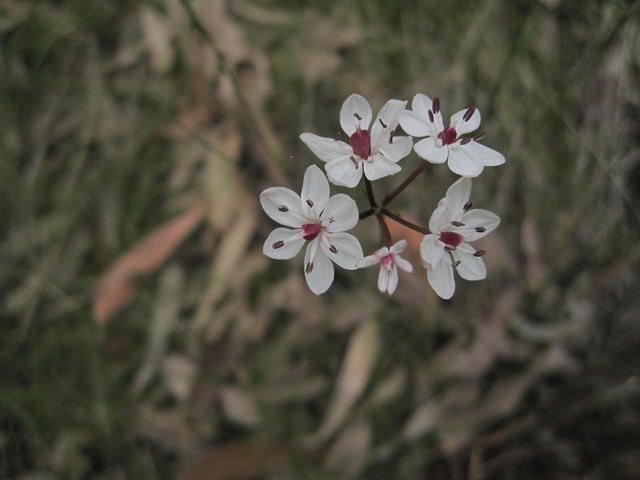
220 387 261 427
308 319 378 445
180 441 293 480
324 421 371 476
93 203 206 324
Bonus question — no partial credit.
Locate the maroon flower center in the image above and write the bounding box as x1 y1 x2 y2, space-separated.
381 253 394 268
302 223 322 241
439 231 463 247
439 126 457 146
350 128 371 159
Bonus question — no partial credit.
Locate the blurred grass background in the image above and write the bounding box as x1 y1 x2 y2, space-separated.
1 0 640 478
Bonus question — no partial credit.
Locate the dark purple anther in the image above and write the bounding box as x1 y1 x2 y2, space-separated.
278 205 289 212
463 202 472 211
473 250 485 257
329 245 338 254
272 241 284 249
463 106 475 122
306 262 314 273
432 97 440 113
379 118 387 128
451 221 465 227
428 110 434 123
475 226 486 233
460 138 472 145
306 199 314 207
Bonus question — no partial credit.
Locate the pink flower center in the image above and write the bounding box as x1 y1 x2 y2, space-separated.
302 223 322 241
439 126 457 146
381 253 394 268
350 128 371 159
439 231 463 247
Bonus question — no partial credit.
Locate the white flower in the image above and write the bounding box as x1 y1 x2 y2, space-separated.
357 239 413 295
420 177 500 299
299 93 413 188
260 165 364 295
398 94 505 177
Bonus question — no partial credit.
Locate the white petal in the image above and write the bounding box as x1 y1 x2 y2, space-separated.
390 239 407 255
459 209 500 241
340 93 372 136
304 241 334 295
363 154 402 181
444 177 472 222
420 234 444 267
301 165 329 218
260 187 307 228
450 107 481 135
379 135 413 163
263 228 304 260
325 157 363 188
371 99 407 147
322 193 359 232
447 148 484 177
395 255 413 273
428 204 450 233
387 265 399 295
299 133 352 163
374 247 390 260
414 137 448 164
357 254 380 269
426 255 455 299
398 110 431 137
377 266 390 293
459 141 505 167
411 93 432 117
455 244 486 281
322 232 363 270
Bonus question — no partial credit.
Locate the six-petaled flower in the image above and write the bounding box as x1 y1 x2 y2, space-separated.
300 93 413 188
420 177 500 299
260 165 363 295
398 93 505 177
357 240 413 295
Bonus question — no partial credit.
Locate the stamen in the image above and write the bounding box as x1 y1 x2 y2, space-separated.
432 97 440 114
462 106 476 122
389 132 394 144
475 226 486 233
381 253 394 268
460 138 472 145
306 262 314 273
428 110 434 123
272 240 284 249
474 131 485 142
329 245 338 254
353 113 362 121
350 155 359 169
278 205 289 212
454 260 461 267
473 250 485 257
463 201 472 211
379 118 387 128
451 221 465 227
306 199 314 207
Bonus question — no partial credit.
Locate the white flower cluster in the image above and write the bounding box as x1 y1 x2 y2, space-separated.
260 93 505 299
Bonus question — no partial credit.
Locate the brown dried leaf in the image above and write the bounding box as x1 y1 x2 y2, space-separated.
180 441 292 480
93 203 206 324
